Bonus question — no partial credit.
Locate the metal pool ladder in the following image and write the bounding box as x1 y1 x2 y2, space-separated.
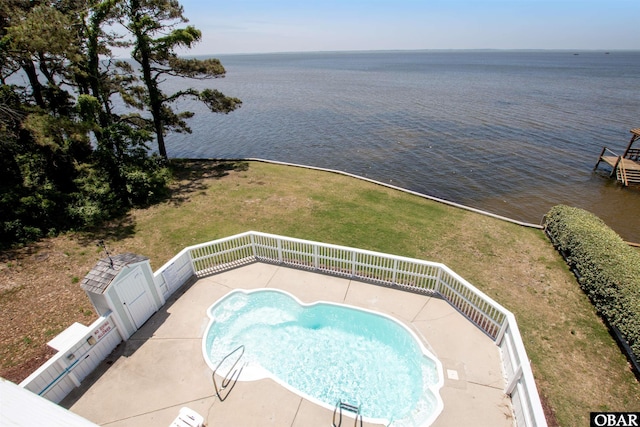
212 344 245 402
332 400 363 427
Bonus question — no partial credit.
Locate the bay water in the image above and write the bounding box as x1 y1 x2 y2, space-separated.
164 50 640 243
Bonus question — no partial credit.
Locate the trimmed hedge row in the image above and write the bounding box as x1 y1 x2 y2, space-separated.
544 205 640 362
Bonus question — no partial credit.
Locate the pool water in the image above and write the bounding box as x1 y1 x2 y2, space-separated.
202 289 444 427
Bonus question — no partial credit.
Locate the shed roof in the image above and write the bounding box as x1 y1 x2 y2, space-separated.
81 253 149 294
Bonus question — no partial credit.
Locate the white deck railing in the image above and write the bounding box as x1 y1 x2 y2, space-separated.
21 231 546 426
159 231 547 427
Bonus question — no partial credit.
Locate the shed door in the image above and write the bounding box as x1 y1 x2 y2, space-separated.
116 267 155 329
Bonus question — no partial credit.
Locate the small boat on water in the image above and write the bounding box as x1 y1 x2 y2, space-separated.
594 128 640 186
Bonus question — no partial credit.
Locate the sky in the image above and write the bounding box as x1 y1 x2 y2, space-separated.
174 0 640 55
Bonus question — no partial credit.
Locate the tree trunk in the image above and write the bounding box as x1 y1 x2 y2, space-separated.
21 60 45 108
129 0 168 159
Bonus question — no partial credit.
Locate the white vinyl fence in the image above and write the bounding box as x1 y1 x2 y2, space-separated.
167 231 547 427
21 231 546 426
20 314 122 403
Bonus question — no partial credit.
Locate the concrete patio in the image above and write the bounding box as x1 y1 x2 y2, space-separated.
61 262 514 427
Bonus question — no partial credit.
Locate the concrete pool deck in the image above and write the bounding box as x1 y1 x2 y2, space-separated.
61 262 514 427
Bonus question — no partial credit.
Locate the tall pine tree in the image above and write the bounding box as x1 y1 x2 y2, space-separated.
124 0 241 159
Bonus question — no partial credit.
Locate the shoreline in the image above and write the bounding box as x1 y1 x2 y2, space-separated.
180 157 545 229
179 158 640 247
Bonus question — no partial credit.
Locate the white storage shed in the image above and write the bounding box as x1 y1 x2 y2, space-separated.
81 253 164 340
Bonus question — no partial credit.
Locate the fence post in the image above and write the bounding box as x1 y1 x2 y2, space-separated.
250 233 256 259
351 250 357 277
187 248 198 276
504 363 523 395
277 237 283 263
495 318 509 346
313 244 319 269
434 265 443 295
392 258 398 284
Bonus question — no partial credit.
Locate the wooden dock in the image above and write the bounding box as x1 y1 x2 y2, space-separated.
594 128 640 186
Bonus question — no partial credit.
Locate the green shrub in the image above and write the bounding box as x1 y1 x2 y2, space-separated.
69 163 122 226
544 205 640 360
0 220 43 249
123 157 172 206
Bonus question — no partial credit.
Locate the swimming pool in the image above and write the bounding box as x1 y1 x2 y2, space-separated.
202 289 444 427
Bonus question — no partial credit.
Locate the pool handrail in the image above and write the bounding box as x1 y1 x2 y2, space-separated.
333 400 363 427
212 344 246 402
